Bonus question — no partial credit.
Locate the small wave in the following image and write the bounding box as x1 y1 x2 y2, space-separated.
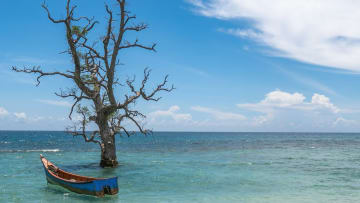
0 149 61 153
26 149 61 152
152 161 164 163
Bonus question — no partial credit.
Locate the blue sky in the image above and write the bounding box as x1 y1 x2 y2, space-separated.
1 0 360 132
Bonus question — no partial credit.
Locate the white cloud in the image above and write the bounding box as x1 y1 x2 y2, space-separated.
147 94 356 131
149 105 192 123
0 107 9 117
146 105 248 131
262 90 305 107
37 99 72 107
311 93 339 113
191 106 246 120
237 90 345 128
238 90 339 113
14 112 27 119
189 0 360 71
253 114 272 126
333 117 357 126
233 89 360 131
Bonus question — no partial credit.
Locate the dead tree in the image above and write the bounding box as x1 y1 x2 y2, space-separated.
12 0 174 167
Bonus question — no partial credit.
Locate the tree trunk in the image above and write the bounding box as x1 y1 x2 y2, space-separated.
99 121 118 168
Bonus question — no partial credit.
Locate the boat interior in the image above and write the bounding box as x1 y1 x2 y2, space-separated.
41 155 99 182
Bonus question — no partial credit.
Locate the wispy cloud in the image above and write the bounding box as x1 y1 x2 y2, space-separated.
11 56 65 65
278 68 338 96
185 67 211 78
333 117 357 127
14 112 27 119
37 99 72 107
0 111 73 130
185 0 206 9
191 106 246 120
219 28 263 41
0 107 9 117
147 105 246 131
188 0 360 72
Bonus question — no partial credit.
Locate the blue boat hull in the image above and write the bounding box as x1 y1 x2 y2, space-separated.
41 155 118 197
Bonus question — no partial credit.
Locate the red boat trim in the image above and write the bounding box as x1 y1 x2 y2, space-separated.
40 155 103 183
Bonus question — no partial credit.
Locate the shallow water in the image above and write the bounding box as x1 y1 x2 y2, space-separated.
1 131 360 202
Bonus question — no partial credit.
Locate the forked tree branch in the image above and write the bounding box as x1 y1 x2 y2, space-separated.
12 66 74 86
66 105 101 146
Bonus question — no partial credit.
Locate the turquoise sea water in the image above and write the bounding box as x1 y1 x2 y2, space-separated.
1 131 360 202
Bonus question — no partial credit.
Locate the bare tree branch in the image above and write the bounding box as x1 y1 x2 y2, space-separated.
67 128 101 146
119 39 156 52
66 104 101 146
55 89 92 120
125 22 148 32
42 2 66 23
12 66 74 86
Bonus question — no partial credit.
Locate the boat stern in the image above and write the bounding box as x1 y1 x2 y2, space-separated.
93 177 118 196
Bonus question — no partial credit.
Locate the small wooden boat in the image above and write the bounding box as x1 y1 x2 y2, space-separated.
40 154 118 197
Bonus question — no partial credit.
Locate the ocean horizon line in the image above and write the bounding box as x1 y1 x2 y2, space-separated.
0 130 359 134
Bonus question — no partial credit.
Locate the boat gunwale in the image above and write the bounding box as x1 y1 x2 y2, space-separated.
40 155 112 184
